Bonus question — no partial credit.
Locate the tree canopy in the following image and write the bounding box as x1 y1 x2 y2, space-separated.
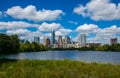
0 33 20 54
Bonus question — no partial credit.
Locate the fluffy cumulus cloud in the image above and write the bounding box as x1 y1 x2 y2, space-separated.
76 23 99 35
55 28 73 36
6 5 64 22
6 29 43 39
0 21 39 30
88 25 120 44
95 25 120 43
39 22 62 32
0 21 72 41
74 0 120 21
76 23 120 44
38 22 72 36
6 29 31 36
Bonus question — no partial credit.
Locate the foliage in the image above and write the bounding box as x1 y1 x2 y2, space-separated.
0 33 20 54
0 59 120 78
19 41 47 52
78 44 120 52
0 33 47 54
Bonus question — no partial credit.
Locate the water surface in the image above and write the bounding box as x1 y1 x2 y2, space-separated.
1 51 120 64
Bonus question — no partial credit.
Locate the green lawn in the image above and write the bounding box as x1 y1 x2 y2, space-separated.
0 59 120 78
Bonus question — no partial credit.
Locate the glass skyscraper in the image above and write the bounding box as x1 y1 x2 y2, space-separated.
51 30 55 44
34 37 40 43
78 34 86 47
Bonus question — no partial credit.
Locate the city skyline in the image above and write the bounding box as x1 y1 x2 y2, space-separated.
0 0 120 44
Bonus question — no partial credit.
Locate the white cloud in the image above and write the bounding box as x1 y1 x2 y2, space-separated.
76 23 99 35
39 22 62 32
0 21 38 30
6 29 31 36
98 25 120 34
6 29 43 39
86 25 120 44
56 28 73 36
75 23 120 44
74 0 120 21
96 25 120 43
6 5 64 22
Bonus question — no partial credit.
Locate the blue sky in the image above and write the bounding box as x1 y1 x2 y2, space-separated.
0 0 120 44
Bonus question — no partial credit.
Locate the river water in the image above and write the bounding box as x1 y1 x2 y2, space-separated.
0 51 120 64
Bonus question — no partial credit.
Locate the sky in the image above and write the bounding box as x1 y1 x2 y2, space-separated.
0 0 120 44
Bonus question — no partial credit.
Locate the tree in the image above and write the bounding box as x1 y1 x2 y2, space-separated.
10 34 20 53
23 40 33 52
31 42 40 51
0 33 20 54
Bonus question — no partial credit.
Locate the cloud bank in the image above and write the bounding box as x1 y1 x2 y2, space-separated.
6 5 64 22
74 0 120 21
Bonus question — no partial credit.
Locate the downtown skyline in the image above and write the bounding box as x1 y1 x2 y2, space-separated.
0 0 120 44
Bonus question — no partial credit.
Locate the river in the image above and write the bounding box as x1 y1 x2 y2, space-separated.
0 51 120 64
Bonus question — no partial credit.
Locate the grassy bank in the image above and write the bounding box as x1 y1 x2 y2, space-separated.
0 59 120 78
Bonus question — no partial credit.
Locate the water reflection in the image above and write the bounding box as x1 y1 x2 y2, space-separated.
1 51 120 64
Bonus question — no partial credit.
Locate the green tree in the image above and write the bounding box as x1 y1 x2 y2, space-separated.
0 33 20 54
23 40 33 52
10 34 20 53
31 42 40 51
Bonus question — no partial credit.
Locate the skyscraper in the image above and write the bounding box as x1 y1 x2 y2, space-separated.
51 30 55 44
46 37 51 48
58 36 63 48
110 38 118 45
62 36 70 48
34 37 40 43
43 37 51 47
78 34 86 47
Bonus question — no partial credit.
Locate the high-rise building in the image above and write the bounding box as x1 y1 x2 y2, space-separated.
62 36 71 48
43 37 51 47
43 36 47 46
58 36 63 48
78 34 86 47
51 30 55 44
110 38 118 45
34 37 40 43
46 37 51 48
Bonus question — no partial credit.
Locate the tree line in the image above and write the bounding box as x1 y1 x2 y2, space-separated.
78 44 120 52
0 33 120 54
0 33 47 54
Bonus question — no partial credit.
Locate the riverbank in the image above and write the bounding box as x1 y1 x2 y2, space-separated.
0 59 120 78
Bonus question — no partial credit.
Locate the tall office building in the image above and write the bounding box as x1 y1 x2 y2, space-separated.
110 38 118 45
34 37 40 43
46 37 51 48
58 36 63 48
63 36 70 48
78 34 86 47
51 30 55 44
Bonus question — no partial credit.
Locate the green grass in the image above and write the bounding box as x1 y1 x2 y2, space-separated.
0 59 120 78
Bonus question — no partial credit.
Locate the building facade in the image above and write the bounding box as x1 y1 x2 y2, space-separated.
34 37 40 43
110 38 118 45
46 37 51 48
51 30 55 45
78 34 86 47
58 36 63 48
62 36 71 48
